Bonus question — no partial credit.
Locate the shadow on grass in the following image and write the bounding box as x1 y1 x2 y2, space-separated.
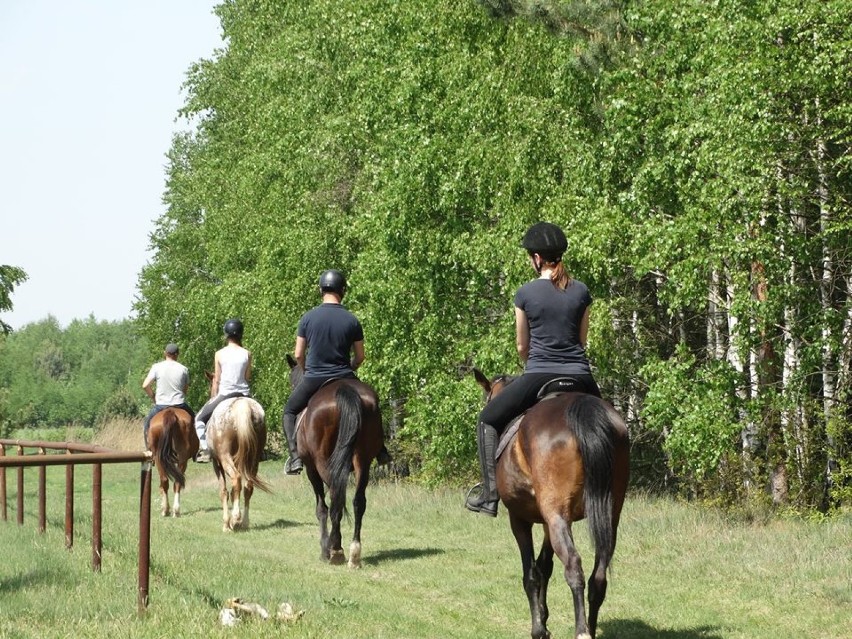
0 569 57 594
362 547 445 566
600 619 723 639
251 518 305 531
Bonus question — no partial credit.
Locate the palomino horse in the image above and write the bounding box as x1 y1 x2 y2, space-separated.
473 370 630 639
148 407 199 517
286 355 384 567
206 397 271 532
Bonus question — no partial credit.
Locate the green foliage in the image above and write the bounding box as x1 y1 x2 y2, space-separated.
97 387 142 424
642 348 742 490
0 317 149 429
135 0 852 509
0 264 27 335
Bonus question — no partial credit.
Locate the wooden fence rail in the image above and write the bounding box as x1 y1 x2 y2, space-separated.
0 439 153 614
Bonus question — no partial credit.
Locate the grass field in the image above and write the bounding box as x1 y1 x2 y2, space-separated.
0 429 850 639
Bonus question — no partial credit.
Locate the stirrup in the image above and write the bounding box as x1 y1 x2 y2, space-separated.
464 483 498 517
285 456 303 475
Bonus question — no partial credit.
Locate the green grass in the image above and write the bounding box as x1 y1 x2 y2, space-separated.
1 459 850 639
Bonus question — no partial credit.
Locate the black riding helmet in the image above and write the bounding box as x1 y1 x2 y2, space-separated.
319 269 346 296
521 222 568 261
223 318 244 339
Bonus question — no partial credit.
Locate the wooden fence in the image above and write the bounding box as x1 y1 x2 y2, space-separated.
0 439 153 614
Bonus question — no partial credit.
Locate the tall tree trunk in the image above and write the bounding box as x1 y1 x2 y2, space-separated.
708 267 727 361
726 272 758 494
814 97 838 498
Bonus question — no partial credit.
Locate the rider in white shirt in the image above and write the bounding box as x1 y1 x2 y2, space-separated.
193 319 252 461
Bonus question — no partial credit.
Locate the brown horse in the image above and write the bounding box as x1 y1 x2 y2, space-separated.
206 397 271 532
286 355 384 567
148 407 199 518
473 370 630 639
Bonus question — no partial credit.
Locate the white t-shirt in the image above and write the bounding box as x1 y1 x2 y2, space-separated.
216 345 250 395
145 359 189 405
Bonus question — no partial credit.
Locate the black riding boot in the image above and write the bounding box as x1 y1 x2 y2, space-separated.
282 413 303 475
465 421 499 517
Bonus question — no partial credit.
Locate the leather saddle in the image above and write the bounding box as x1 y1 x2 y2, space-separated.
495 377 580 460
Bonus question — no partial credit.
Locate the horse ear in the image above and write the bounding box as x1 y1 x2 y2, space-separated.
286 354 297 369
473 368 491 393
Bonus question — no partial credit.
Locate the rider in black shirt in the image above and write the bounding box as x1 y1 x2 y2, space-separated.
282 269 390 474
465 222 601 517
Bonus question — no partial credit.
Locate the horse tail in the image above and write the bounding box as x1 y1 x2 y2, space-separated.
329 384 362 522
233 400 272 494
156 410 185 487
566 395 618 566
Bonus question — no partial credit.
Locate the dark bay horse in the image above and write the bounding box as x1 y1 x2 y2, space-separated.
206 397 271 532
148 407 199 517
473 370 630 639
286 354 384 567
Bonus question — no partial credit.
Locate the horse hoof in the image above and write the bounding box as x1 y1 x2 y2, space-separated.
329 550 346 565
348 542 362 569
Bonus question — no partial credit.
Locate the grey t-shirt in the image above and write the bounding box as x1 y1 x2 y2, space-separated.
513 278 593 375
147 359 189 405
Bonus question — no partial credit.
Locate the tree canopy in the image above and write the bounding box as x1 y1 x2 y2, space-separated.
0 317 150 434
136 0 852 509
0 265 27 335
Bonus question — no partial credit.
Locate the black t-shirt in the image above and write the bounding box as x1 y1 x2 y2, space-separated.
513 278 592 374
297 303 364 377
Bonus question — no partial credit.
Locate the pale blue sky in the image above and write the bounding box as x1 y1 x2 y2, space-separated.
1 1 222 330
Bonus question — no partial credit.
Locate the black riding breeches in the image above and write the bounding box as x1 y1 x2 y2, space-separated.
283 373 357 418
479 372 600 433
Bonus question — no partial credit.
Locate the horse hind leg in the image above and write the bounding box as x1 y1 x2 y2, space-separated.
586 554 609 638
229 474 243 530
172 459 189 518
548 517 590 639
157 473 170 517
213 460 233 533
510 514 550 639
348 467 370 569
537 530 556 631
241 481 255 530
172 485 181 518
306 466 331 561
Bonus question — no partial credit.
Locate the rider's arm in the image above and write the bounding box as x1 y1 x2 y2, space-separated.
294 336 307 370
351 340 365 370
211 353 222 398
244 350 253 383
579 306 591 349
142 368 156 401
515 306 530 363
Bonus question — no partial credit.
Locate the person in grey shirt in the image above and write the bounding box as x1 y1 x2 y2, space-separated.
141 343 193 449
